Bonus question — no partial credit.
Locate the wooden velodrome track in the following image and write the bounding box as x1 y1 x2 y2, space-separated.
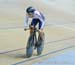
0 0 75 65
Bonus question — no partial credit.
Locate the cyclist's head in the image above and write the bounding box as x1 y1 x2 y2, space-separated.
26 6 35 14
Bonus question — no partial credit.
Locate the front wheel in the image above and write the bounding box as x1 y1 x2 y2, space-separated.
26 46 33 58
26 34 34 58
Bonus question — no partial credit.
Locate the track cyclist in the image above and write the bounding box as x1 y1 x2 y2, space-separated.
24 6 45 57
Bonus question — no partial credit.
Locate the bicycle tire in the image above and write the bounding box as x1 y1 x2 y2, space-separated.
26 34 34 58
37 34 45 55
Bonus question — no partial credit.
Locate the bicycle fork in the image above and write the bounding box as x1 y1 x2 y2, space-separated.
33 32 38 49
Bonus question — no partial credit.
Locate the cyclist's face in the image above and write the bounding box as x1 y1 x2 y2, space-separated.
28 13 34 18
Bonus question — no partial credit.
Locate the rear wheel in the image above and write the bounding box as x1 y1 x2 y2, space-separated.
37 34 45 55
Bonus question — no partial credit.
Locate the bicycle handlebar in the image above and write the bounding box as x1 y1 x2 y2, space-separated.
25 28 39 32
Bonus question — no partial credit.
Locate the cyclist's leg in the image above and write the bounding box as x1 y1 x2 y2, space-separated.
39 29 45 41
39 19 45 41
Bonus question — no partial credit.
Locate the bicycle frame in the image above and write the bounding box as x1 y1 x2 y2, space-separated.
32 27 38 49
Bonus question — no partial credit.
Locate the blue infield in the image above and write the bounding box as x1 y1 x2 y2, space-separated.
33 50 75 65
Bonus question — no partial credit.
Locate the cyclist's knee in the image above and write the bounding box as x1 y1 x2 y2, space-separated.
39 29 45 38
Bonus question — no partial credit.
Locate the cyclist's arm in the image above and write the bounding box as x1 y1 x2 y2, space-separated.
24 14 29 29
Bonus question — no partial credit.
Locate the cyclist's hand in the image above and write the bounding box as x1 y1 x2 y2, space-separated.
24 26 29 31
24 28 27 31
